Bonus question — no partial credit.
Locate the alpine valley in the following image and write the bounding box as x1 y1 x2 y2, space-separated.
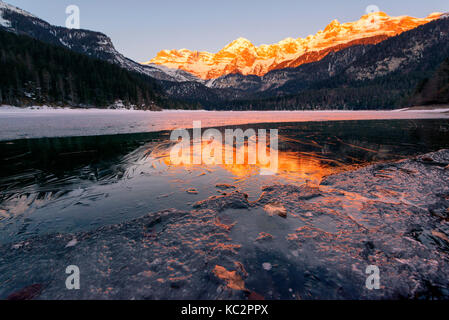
1 0 449 110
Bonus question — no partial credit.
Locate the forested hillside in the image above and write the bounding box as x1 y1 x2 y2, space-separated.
409 58 449 106
0 30 192 109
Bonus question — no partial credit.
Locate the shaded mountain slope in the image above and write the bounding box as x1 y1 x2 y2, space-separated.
0 1 200 83
409 58 449 105
0 29 190 109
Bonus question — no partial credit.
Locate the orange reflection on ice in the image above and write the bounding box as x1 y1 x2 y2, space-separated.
150 137 336 185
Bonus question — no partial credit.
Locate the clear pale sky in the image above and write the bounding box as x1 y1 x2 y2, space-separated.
5 0 449 62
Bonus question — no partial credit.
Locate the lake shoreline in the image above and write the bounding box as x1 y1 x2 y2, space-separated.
1 107 449 142
2 104 449 113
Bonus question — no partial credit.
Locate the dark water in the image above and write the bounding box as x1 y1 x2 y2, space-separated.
1 119 449 299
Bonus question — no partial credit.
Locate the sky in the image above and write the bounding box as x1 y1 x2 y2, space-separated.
4 0 449 62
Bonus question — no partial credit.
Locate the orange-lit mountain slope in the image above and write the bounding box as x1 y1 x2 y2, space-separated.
144 12 441 80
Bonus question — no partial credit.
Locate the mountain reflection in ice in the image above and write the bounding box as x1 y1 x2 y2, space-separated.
1 119 449 299
1 119 449 244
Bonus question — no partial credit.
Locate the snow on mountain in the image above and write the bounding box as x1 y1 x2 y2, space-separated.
145 63 206 83
0 12 10 28
0 1 13 27
146 12 442 80
0 1 35 18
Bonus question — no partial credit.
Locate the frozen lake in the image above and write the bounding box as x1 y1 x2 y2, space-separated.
1 118 449 299
1 106 449 299
1 106 449 141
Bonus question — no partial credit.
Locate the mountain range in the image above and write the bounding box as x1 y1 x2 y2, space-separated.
1 0 449 110
147 12 441 80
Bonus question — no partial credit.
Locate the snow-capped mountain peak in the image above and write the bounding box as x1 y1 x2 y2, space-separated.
222 37 255 52
146 12 442 80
